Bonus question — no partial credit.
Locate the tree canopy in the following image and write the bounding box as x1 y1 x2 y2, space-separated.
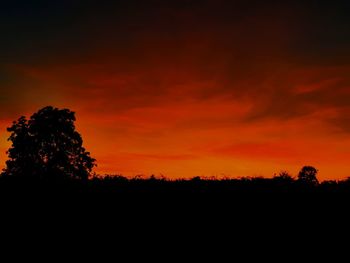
4 106 96 180
297 166 319 186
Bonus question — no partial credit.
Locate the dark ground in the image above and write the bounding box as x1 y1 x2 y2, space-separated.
0 176 348 259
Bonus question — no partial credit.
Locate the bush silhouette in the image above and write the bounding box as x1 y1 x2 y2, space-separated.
4 106 96 180
273 171 294 183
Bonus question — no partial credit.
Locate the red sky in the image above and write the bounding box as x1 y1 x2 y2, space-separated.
1 1 350 180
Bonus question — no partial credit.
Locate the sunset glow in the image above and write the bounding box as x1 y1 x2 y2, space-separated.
1 1 350 180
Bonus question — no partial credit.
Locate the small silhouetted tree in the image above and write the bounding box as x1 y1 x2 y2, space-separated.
297 166 319 186
4 106 96 180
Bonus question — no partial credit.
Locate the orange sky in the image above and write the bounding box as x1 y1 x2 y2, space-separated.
1 1 350 180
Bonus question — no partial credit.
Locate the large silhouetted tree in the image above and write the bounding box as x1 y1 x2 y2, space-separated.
297 166 319 186
4 106 96 180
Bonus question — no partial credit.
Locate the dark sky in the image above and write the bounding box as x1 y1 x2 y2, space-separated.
1 1 350 63
1 0 350 179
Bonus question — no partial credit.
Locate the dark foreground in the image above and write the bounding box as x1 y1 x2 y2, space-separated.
0 176 348 258
1 176 350 213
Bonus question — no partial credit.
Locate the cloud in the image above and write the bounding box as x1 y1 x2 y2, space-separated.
3 58 350 135
242 66 350 133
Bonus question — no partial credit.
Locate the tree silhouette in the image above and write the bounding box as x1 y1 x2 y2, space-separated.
297 166 319 186
4 106 96 180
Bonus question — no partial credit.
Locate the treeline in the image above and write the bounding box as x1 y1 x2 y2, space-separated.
1 167 350 196
85 170 350 194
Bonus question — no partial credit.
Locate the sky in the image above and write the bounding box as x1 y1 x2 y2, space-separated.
1 0 350 180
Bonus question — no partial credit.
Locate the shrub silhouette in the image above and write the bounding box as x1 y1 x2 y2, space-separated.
273 171 294 183
297 166 319 186
4 106 96 180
